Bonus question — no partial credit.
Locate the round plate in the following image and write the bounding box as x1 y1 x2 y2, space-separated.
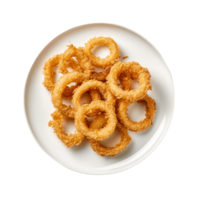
24 23 174 175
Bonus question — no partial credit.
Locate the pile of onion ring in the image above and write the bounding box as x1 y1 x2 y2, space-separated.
42 36 156 157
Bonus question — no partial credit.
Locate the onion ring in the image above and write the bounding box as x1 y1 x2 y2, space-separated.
75 101 117 141
72 80 115 111
84 37 120 68
48 110 86 147
51 72 88 117
89 114 131 157
107 61 152 101
42 54 81 97
58 44 92 77
117 95 156 132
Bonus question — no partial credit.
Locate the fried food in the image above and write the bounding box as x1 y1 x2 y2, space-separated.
89 114 131 157
58 44 93 77
90 66 111 81
42 54 80 97
84 37 120 68
107 61 152 101
117 71 156 132
72 80 115 110
48 110 86 147
42 36 156 157
75 101 117 141
51 72 88 117
117 95 156 132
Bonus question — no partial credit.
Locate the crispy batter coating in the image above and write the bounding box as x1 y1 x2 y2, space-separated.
117 73 156 132
89 114 131 157
62 82 82 97
117 95 156 132
48 110 85 147
43 54 61 91
43 36 156 155
72 80 115 110
58 44 92 77
75 101 117 141
107 61 152 101
90 66 111 81
42 54 80 97
51 72 88 117
84 37 120 68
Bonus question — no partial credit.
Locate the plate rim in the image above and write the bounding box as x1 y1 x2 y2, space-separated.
21 22 177 176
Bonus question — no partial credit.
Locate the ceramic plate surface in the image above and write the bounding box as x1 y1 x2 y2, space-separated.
24 23 174 175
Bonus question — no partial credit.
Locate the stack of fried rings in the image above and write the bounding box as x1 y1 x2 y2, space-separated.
43 36 156 157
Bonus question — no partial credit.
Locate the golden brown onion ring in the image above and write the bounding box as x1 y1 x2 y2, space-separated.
51 72 88 117
75 101 117 141
58 45 92 77
42 54 81 97
72 80 115 111
84 37 120 68
89 114 131 157
107 61 152 101
117 95 156 132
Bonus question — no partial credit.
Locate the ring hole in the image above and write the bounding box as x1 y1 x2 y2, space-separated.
62 82 77 107
88 112 106 127
130 79 139 90
62 91 92 107
118 77 139 90
53 58 79 82
62 117 76 135
87 116 96 125
62 96 73 107
90 89 106 102
81 92 92 106
100 129 121 147
128 102 146 122
92 45 110 58
118 80 123 89
54 67 62 82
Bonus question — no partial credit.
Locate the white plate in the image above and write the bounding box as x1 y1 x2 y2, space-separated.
24 23 174 175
